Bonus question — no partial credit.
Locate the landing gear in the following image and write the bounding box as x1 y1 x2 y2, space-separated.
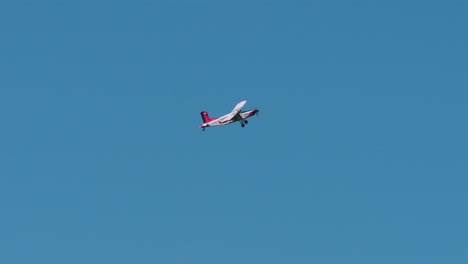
244 120 248 124
241 123 245 128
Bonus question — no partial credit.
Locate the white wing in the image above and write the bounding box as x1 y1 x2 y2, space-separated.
219 112 237 123
231 100 247 113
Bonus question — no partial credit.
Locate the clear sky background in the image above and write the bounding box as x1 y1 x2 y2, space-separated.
0 1 466 263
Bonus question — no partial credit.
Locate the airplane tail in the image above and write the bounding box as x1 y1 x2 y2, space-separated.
200 111 217 123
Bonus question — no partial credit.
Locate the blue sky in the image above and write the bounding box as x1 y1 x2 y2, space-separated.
0 1 466 263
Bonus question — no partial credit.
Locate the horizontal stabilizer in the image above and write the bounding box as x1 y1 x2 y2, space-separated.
200 111 217 123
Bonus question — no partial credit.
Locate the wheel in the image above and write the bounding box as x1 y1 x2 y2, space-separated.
241 123 245 127
244 120 248 124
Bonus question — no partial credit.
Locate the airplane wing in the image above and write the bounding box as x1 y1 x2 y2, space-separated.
220 112 237 123
218 101 247 123
231 100 247 113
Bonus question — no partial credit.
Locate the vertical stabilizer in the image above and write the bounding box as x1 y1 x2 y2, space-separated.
200 111 217 123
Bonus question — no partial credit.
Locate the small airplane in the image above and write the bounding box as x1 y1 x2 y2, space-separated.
199 100 259 131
